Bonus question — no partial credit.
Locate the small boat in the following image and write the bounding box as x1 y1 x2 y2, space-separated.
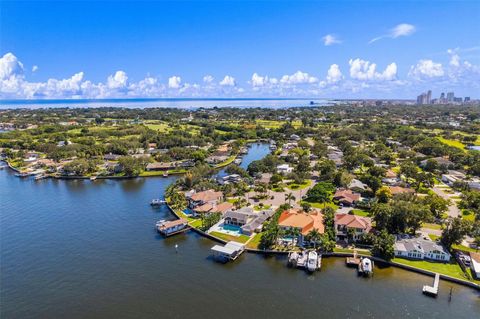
15 172 31 178
155 219 167 227
307 251 319 272
90 176 97 181
358 257 373 276
34 174 47 180
151 199 166 206
162 172 169 177
234 158 242 165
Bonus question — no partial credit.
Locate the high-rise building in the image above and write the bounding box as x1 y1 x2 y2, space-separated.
464 97 470 103
440 92 445 103
447 92 454 102
426 90 432 104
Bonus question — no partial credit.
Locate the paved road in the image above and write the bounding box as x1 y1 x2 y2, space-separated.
432 183 461 218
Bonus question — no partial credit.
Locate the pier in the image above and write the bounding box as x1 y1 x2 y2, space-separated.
423 273 440 297
288 250 321 272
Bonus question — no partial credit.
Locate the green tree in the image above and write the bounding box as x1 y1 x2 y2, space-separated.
306 182 334 207
371 230 395 261
441 217 471 249
375 186 392 203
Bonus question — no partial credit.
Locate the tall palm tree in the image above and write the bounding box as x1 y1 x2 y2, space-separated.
285 192 296 206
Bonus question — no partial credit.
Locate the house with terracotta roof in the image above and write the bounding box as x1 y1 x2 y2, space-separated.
382 169 401 185
334 213 372 242
278 209 325 245
187 189 224 208
333 189 361 207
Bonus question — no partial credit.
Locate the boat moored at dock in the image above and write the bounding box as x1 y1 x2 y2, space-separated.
358 257 373 277
288 250 321 272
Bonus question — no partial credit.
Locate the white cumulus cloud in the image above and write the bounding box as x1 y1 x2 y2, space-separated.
219 75 236 86
349 59 397 81
32 65 39 73
280 71 318 85
107 71 128 89
203 75 214 83
326 64 343 83
408 60 444 79
168 76 182 89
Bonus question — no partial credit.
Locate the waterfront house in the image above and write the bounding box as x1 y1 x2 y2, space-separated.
333 189 361 207
24 153 39 163
394 237 451 262
193 201 233 216
277 164 293 175
223 207 274 235
146 162 176 171
334 213 372 242
187 189 224 208
219 174 242 185
278 209 325 245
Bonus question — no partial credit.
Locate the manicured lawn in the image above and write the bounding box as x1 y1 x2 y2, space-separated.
254 204 271 210
210 231 250 243
301 201 339 210
351 209 370 217
437 137 466 151
333 247 371 256
393 258 469 281
214 155 237 168
189 219 202 228
246 233 263 249
428 234 440 241
286 179 312 190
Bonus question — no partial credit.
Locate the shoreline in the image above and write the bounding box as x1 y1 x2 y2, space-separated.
165 201 480 291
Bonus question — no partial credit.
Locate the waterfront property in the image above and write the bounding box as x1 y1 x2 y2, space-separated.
278 209 324 246
334 213 372 242
222 207 275 235
470 252 480 279
394 237 451 262
187 189 224 209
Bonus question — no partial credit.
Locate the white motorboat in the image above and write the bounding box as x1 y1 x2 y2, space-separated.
307 251 319 272
151 199 166 206
358 257 373 276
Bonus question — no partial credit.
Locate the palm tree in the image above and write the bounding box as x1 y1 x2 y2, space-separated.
306 228 321 249
285 192 296 206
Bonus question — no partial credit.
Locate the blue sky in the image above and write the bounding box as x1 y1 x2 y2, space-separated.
1 0 479 99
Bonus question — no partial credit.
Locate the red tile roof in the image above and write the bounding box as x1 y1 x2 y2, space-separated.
335 213 372 231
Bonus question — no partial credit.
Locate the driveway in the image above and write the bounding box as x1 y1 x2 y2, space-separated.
432 183 461 218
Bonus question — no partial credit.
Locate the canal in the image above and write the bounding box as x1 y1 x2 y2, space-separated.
1 144 479 318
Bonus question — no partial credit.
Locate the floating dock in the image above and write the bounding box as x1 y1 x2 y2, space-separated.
423 273 440 297
346 250 361 267
211 241 245 262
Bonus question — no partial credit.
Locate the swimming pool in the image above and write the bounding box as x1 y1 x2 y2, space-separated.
210 223 242 236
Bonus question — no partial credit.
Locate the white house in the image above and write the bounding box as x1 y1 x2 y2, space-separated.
277 164 293 175
470 252 480 279
394 237 451 262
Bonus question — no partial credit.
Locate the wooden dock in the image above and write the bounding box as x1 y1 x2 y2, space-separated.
423 273 440 297
346 250 361 267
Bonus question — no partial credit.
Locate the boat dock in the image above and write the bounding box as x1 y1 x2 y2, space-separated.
346 250 361 267
211 241 245 262
156 219 190 237
288 250 321 272
423 273 440 297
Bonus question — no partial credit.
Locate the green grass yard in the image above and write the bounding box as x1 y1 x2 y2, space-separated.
392 258 471 282
210 231 250 243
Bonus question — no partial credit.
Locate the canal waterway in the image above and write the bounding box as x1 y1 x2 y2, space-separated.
1 144 479 318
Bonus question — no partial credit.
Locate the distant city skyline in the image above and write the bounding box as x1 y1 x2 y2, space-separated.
1 0 479 99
